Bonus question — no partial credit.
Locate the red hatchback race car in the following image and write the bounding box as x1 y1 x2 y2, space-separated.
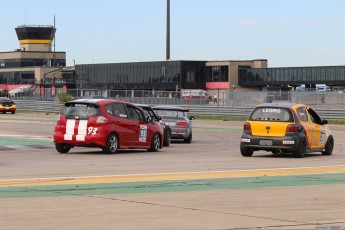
54 99 163 154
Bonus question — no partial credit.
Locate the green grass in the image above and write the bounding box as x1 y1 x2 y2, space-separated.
328 119 345 125
191 114 247 121
192 114 345 125
18 110 59 115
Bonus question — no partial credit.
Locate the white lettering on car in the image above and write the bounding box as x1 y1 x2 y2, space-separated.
262 108 281 113
87 127 98 135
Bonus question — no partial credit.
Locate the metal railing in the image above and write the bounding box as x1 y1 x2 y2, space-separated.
13 100 345 120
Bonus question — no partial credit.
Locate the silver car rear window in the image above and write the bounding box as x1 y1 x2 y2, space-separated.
154 109 185 118
249 107 294 122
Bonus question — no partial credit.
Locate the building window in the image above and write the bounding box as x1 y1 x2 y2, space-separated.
207 66 229 82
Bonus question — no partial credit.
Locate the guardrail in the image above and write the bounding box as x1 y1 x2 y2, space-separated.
13 100 345 120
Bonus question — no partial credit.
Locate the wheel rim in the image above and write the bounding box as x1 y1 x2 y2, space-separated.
154 135 160 150
109 135 118 152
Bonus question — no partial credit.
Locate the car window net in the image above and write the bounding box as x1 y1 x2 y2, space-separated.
62 104 100 118
249 107 293 122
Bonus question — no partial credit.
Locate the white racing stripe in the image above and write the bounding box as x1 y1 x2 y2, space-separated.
64 119 75 140
76 120 88 141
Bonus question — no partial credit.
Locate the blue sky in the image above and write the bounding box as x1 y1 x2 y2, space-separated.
0 0 344 67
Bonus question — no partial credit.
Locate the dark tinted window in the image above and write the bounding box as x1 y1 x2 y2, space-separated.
62 103 100 119
307 107 322 124
141 107 157 119
0 97 13 103
126 105 144 121
105 103 127 118
249 107 294 122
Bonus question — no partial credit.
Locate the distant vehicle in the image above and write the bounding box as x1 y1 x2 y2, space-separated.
152 105 194 143
181 89 211 100
240 103 334 158
0 97 16 114
135 104 172 147
295 84 331 91
54 99 163 154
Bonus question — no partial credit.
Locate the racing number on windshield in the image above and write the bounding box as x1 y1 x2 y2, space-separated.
87 127 98 135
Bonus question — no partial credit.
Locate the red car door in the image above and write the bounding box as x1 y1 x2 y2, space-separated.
125 105 149 148
104 103 134 147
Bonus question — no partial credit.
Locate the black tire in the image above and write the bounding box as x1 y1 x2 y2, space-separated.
240 143 254 157
184 133 192 143
149 133 160 152
293 138 306 158
163 129 171 147
11 111 15 114
103 133 119 154
55 143 71 153
322 135 334 155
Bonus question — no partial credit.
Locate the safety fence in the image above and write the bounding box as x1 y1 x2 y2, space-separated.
13 90 345 109
13 100 345 120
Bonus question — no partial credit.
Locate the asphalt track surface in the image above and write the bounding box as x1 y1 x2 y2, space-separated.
1 112 345 230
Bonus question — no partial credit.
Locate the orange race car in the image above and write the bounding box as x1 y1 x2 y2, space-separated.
240 103 334 158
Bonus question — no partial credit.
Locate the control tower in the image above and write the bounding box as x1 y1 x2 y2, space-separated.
15 25 56 52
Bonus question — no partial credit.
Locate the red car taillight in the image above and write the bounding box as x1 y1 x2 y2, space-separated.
96 116 108 124
243 122 251 131
286 124 299 132
177 121 188 126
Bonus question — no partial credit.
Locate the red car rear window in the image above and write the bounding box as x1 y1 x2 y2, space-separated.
62 103 100 119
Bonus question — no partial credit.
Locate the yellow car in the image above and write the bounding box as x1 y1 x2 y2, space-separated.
240 103 334 158
0 97 16 114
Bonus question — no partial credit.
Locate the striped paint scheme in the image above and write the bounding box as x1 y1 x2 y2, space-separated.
64 119 88 142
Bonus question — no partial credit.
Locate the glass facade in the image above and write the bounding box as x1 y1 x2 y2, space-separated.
76 61 206 90
206 66 229 82
239 66 345 86
0 71 35 84
0 58 66 68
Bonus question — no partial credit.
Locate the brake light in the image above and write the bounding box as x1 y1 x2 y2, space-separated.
243 122 251 131
96 116 108 123
286 124 299 132
177 121 188 126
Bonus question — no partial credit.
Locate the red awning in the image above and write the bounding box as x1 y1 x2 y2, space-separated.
0 84 32 90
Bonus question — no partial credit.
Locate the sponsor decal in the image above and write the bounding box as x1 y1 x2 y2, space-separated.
262 108 281 113
283 140 295 144
139 125 148 142
320 129 327 145
241 138 250 143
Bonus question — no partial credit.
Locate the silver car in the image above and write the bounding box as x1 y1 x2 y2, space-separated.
152 105 194 143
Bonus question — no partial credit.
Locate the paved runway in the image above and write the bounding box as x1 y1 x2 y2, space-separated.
1 112 345 229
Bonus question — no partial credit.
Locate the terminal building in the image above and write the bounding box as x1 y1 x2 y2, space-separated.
1 25 345 98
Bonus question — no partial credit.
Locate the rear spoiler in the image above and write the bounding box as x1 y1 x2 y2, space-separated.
152 107 189 112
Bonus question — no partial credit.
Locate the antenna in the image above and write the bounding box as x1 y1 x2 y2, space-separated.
25 10 26 25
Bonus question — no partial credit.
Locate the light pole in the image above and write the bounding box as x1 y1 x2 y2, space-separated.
166 0 170 61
